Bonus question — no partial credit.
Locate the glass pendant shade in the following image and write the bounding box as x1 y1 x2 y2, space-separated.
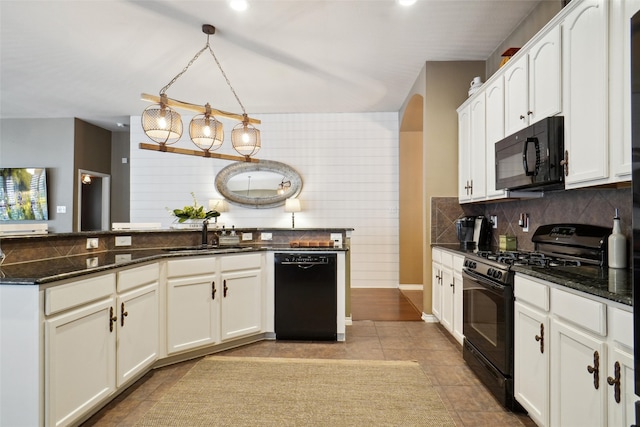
189 113 224 152
231 121 261 157
141 103 183 145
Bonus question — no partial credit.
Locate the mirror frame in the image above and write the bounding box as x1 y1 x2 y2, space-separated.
215 160 303 209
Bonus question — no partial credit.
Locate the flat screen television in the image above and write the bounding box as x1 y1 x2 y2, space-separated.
0 168 49 221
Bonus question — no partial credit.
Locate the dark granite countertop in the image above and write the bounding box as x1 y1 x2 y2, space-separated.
511 265 632 306
432 244 632 307
0 246 347 285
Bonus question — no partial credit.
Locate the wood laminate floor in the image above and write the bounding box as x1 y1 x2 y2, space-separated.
82 289 535 427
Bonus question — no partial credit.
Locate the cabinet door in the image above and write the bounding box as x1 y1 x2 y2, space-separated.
166 274 219 354
551 318 607 427
452 272 464 345
504 55 529 135
45 297 116 427
469 94 487 201
116 282 159 387
440 266 454 332
607 347 636 427
514 301 549 427
485 77 506 198
221 268 262 340
528 25 562 124
458 104 472 202
608 0 640 182
431 263 442 320
563 0 609 187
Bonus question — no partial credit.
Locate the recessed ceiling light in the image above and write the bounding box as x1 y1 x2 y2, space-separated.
230 0 249 11
398 0 417 6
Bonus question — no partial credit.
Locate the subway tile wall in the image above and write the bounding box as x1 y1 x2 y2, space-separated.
130 112 399 288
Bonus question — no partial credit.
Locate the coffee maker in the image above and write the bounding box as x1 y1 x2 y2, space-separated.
455 215 491 251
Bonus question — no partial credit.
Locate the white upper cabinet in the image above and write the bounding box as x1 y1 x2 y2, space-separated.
504 25 562 136
485 76 507 198
562 0 609 188
458 94 487 203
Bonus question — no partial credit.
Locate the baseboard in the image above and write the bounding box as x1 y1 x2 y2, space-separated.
398 284 423 291
422 313 439 323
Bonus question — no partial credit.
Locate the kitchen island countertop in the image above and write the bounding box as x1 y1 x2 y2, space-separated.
0 246 348 285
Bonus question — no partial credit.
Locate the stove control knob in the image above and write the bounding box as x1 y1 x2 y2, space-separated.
487 268 494 276
495 271 503 280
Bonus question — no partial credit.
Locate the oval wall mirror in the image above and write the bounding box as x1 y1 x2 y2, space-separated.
215 160 303 208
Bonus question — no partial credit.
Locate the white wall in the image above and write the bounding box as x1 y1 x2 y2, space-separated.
129 112 399 289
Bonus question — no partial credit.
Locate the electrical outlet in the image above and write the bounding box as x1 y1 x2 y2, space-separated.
490 215 498 229
115 254 132 263
242 232 253 241
86 257 99 268
261 232 273 241
331 233 343 248
56 206 66 213
86 238 99 249
115 236 132 246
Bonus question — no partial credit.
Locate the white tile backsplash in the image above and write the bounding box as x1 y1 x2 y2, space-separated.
130 112 399 288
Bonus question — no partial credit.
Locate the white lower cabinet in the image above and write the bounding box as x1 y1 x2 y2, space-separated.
431 249 443 321
514 301 549 427
11 251 269 426
551 317 607 427
116 263 159 387
44 274 117 427
220 253 263 341
431 248 464 345
514 273 634 427
166 256 220 354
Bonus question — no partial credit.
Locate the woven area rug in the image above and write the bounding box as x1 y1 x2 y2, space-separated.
134 356 456 426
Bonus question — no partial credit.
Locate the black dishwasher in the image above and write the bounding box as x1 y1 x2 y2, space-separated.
274 253 337 341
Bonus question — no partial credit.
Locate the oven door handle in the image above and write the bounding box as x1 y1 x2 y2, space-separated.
463 269 506 294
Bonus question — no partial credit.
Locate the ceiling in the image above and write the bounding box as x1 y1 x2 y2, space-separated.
1 0 543 132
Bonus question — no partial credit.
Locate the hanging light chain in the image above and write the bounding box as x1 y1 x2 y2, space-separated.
159 43 209 95
207 44 247 116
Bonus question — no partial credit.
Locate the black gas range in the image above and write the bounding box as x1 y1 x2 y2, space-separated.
461 223 611 412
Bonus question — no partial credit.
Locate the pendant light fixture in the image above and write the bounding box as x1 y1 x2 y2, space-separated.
141 24 261 159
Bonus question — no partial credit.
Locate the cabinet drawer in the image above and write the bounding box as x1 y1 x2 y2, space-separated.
453 254 464 272
609 307 633 350
117 263 159 293
551 288 606 336
45 273 116 315
514 275 549 312
432 248 442 264
221 253 262 271
167 257 216 277
441 251 454 269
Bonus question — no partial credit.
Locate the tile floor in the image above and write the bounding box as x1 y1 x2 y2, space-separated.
83 319 535 426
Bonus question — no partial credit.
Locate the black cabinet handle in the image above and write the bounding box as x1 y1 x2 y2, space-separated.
534 323 544 354
212 281 217 300
109 306 117 332
120 302 128 327
223 280 228 297
587 350 600 390
607 361 621 404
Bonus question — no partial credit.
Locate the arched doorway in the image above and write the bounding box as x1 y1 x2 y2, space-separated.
399 95 424 297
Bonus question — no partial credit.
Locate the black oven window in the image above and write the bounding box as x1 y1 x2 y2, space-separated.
468 290 500 346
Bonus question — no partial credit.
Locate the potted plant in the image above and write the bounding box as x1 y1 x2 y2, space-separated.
170 192 220 228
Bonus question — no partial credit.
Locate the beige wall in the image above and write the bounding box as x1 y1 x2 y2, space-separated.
400 61 485 316
399 95 424 285
486 1 562 77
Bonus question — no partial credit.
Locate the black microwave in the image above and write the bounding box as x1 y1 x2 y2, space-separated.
495 116 564 191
